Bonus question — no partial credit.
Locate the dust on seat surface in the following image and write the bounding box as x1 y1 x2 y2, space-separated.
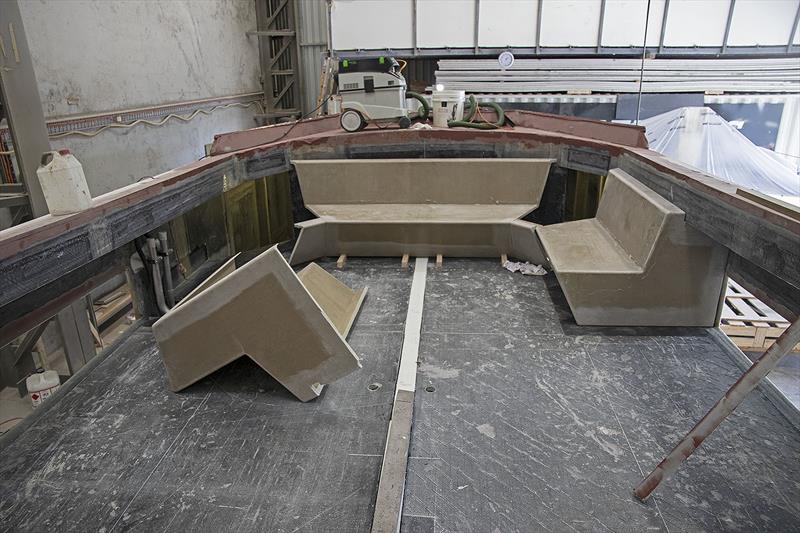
538 218 642 274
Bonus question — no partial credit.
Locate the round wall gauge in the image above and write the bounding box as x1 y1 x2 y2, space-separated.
498 51 515 69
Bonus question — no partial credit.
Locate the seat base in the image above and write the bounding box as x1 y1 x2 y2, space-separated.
289 219 546 266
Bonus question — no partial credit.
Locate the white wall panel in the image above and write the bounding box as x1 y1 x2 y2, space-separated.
602 0 666 47
729 0 799 46
418 0 476 47
18 0 260 196
478 0 539 47
331 0 412 50
19 0 260 116
330 0 800 50
540 0 602 47
663 0 729 47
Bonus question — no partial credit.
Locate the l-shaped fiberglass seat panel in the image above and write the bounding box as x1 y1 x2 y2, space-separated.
152 246 362 401
537 169 728 327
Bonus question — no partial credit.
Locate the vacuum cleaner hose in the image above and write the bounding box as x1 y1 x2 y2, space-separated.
406 91 430 119
407 92 505 129
449 99 505 129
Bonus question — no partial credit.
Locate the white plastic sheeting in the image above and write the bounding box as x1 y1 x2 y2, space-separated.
642 107 800 197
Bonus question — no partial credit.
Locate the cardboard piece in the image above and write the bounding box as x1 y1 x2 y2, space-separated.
289 158 553 264
297 262 367 338
537 169 728 326
152 246 362 401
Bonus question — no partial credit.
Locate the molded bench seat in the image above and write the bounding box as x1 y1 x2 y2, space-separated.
289 158 554 265
537 169 728 327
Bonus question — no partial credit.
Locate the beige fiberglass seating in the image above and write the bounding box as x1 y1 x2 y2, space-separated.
536 169 728 327
288 158 554 265
152 246 365 401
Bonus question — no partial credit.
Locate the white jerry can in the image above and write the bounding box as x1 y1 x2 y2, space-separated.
26 370 61 408
36 149 93 215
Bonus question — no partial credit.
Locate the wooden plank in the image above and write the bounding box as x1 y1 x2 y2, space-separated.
727 278 753 297
95 288 127 307
224 181 261 254
95 294 132 329
371 390 414 533
372 257 427 533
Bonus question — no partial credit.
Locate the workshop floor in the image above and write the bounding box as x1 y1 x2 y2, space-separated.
0 259 798 532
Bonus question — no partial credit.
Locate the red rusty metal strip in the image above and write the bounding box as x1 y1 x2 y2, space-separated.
210 115 341 155
504 110 649 149
634 317 800 501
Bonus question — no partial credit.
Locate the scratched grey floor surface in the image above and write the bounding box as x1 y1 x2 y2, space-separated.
0 258 412 533
402 259 800 533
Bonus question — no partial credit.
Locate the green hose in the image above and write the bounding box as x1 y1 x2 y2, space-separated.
461 95 477 122
449 100 505 129
406 91 430 119
407 92 504 129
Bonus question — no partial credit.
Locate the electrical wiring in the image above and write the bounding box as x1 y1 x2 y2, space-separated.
48 100 266 139
196 89 332 160
253 97 331 145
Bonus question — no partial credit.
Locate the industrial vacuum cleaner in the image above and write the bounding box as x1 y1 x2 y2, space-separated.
335 56 427 132
335 56 506 133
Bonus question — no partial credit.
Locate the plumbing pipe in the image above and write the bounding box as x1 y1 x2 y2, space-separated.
157 231 175 307
146 238 171 316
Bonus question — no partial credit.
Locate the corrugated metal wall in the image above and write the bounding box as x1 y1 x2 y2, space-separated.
297 0 328 114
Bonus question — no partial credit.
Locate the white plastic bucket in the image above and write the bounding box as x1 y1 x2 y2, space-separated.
26 370 60 408
432 90 465 128
36 149 93 215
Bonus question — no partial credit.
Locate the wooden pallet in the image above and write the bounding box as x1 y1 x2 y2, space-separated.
94 290 132 330
720 279 798 352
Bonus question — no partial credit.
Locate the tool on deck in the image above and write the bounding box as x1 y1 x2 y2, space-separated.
334 55 508 132
335 56 428 132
